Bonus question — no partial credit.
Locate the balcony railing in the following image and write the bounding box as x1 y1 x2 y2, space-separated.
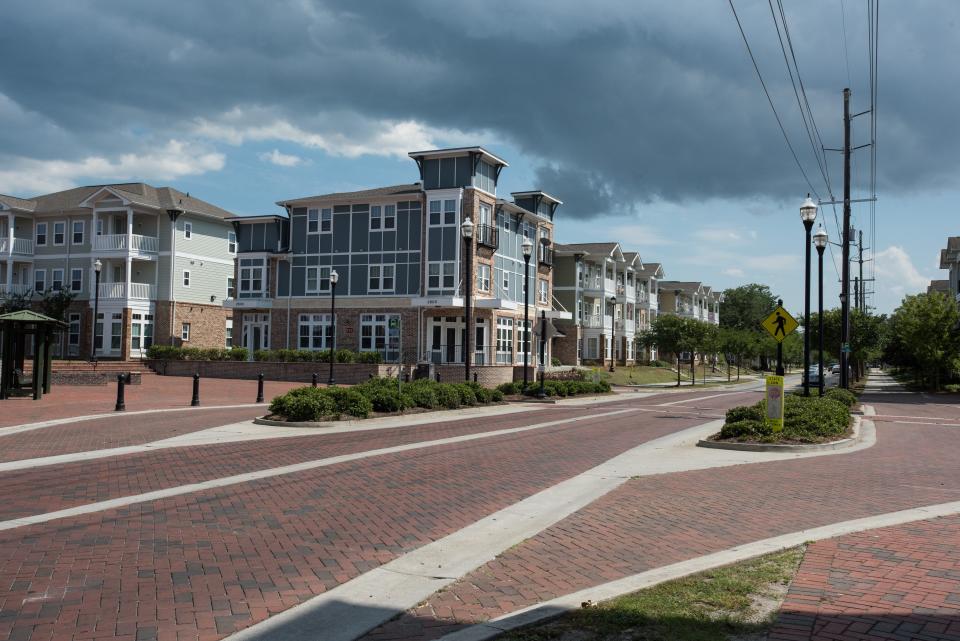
538 247 554 267
475 224 498 250
0 238 33 255
425 344 492 366
582 314 606 329
0 284 33 297
98 282 156 300
93 234 159 253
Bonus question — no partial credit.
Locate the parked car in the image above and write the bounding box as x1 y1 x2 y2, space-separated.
807 367 821 384
830 364 841 374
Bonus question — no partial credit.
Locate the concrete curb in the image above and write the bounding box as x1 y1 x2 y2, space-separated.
695 414 862 453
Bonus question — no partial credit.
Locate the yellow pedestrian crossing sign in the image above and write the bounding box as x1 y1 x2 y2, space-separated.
761 306 798 343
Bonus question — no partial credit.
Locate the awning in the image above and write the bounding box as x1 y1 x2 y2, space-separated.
533 319 566 339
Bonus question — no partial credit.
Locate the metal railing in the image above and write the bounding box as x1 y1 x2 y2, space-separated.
582 314 607 329
475 224 498 249
426 344 492 366
0 284 33 296
93 234 159 253
98 282 156 299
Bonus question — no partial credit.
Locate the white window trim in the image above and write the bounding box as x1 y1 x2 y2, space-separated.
226 276 235 299
297 313 333 350
227 231 237 254
51 268 65 290
34 268 46 292
368 264 395 293
307 208 320 235
182 270 191 288
477 264 491 292
52 220 66 246
181 322 191 341
35 222 47 246
427 198 459 228
71 220 85 245
538 278 549 304
184 222 192 240
225 319 234 348
70 268 84 293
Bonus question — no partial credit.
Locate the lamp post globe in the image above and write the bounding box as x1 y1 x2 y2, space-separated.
800 194 817 396
328 269 339 386
813 226 828 250
521 237 534 389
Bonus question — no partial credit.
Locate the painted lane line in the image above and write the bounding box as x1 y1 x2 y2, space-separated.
656 389 758 406
224 415 877 641
0 403 267 437
892 420 960 427
0 408 638 531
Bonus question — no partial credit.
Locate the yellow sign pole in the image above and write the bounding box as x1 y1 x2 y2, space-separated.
766 375 785 432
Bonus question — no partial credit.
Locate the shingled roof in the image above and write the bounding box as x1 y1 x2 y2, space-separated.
277 184 423 207
0 194 37 212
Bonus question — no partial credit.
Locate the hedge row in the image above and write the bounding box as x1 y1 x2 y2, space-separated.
146 345 248 361
253 348 383 363
268 376 505 422
719 394 851 443
495 379 611 397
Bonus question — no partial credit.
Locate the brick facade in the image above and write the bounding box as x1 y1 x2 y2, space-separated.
552 321 580 366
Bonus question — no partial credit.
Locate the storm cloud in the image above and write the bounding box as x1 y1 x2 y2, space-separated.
0 0 955 215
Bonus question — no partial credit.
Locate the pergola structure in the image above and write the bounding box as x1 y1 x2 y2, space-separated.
0 310 67 400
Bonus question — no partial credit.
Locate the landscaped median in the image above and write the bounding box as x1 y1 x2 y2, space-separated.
261 375 613 425
700 388 859 450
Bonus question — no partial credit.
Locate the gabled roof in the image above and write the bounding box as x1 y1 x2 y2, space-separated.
0 194 37 212
0 309 68 326
13 183 234 220
636 262 664 279
660 281 704 295
622 252 643 270
555 242 623 261
941 238 960 268
928 279 952 294
277 184 422 207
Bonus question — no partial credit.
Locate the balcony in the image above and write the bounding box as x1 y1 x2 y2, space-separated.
0 284 33 297
538 247 554 267
93 234 159 254
582 314 608 329
0 238 33 255
97 282 156 300
476 224 498 250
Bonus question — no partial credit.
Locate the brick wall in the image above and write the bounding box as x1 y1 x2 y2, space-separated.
552 321 581 366
174 302 229 349
146 360 405 385
433 364 514 387
263 305 421 358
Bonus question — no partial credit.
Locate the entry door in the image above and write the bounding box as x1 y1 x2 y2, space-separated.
242 315 269 359
446 327 457 363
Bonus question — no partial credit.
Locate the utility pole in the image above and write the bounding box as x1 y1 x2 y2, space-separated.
858 229 865 312
840 88 852 390
854 277 860 315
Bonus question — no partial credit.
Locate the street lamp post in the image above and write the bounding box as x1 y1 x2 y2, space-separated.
813 226 828 396
460 218 474 382
328 270 339 386
521 237 533 389
608 296 617 373
800 195 818 396
90 259 102 362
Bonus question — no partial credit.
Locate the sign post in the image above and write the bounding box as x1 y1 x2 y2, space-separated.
760 299 798 377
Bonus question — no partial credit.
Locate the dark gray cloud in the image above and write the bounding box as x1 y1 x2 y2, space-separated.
0 0 955 212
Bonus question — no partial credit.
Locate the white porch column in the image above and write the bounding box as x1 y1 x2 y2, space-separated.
6 216 13 257
126 208 133 298
5 258 12 289
91 210 98 250
126 208 133 251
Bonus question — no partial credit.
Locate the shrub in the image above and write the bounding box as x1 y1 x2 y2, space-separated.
405 380 438 409
269 387 336 422
650 359 671 368
227 347 248 361
490 388 504 402
523 379 609 397
356 377 411 413
497 381 521 395
719 419 771 439
354 351 384 364
327 387 373 418
453 383 478 406
434 384 461 409
725 404 764 424
719 395 851 442
335 349 356 363
824 388 857 408
146 345 180 360
551 357 561 366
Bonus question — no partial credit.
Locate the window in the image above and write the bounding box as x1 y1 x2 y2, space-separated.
502 271 510 296
239 258 266 297
68 313 81 355
182 270 191 287
477 264 491 292
538 278 548 304
516 320 532 364
496 317 514 364
96 219 103 236
184 222 192 239
94 313 104 350
72 220 84 245
35 222 47 246
307 209 319 233
70 268 83 292
111 313 122 350
305 266 331 294
428 261 455 292
359 314 400 361
370 206 381 231
181 322 191 341
34 269 46 293
298 313 333 350
321 208 332 233
368 265 395 292
53 221 66 245
225 319 234 348
131 313 154 351
228 231 237 254
428 199 457 226
384 204 396 230
227 277 235 299
52 268 64 291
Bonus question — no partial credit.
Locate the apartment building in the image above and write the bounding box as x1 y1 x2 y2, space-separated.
938 237 960 307
635 261 663 361
552 242 640 366
0 184 236 359
658 281 723 325
227 146 563 372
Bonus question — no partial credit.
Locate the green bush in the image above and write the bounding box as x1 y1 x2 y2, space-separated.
824 388 857 408
453 383 478 406
497 381 522 395
405 380 439 409
434 384 461 409
335 349 355 363
522 379 610 397
719 419 771 439
719 395 850 442
327 387 373 418
355 377 411 413
354 351 384 364
725 404 764 424
650 359 671 368
551 357 561 366
269 387 336 422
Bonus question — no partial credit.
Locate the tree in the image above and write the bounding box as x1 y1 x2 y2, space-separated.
38 288 74 322
807 308 887 380
0 289 33 315
720 284 778 332
884 293 959 390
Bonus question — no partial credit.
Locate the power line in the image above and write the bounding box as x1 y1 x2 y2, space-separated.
727 0 821 199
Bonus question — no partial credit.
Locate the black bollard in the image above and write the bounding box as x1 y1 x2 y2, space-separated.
435 372 440 383
473 372 478 383
115 373 126 411
403 371 410 383
191 373 200 407
256 372 264 403
312 373 318 388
